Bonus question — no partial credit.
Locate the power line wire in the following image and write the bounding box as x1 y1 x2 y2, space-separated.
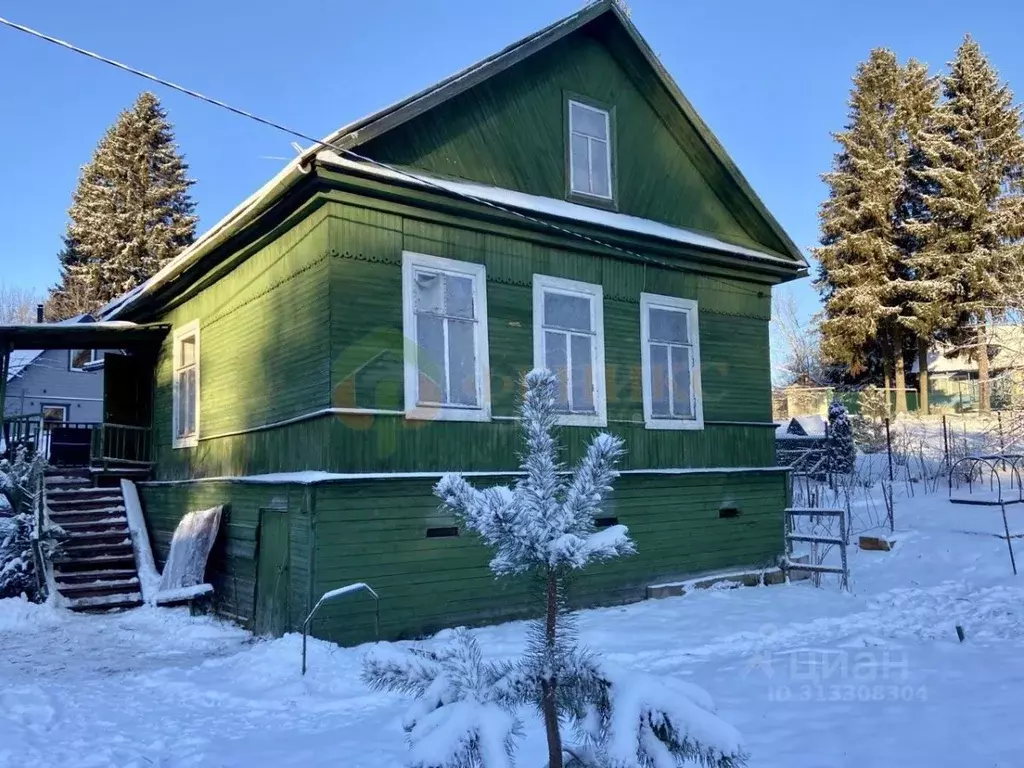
0 14 779 299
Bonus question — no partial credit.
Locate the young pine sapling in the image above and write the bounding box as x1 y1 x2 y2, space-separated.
363 370 747 768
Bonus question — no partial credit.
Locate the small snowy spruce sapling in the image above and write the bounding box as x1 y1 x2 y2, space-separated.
363 370 747 768
826 401 856 475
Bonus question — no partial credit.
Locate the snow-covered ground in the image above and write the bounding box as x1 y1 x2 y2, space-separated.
3 484 1024 767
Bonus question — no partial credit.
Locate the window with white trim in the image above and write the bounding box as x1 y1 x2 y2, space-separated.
69 349 102 372
640 293 703 430
533 274 606 426
568 99 613 200
402 252 491 422
172 321 200 448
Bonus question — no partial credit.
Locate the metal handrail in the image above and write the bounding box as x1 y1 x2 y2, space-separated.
301 582 379 675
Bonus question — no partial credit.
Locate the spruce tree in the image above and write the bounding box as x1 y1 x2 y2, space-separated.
815 50 909 408
914 37 1024 411
827 400 856 475
897 60 946 414
49 92 197 318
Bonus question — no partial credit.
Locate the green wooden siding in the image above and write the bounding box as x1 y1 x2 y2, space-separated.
151 209 332 479
139 481 310 631
309 470 786 646
148 197 775 481
359 27 786 256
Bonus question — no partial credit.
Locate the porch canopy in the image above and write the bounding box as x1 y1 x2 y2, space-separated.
0 321 170 415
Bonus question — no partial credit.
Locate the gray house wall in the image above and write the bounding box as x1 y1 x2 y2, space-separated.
4 349 104 423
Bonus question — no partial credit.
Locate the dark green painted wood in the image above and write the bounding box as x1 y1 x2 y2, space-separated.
146 198 775 481
309 471 786 646
138 481 309 630
255 509 290 636
358 27 785 256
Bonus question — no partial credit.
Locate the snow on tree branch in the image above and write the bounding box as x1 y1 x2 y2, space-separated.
579 663 747 768
437 369 631 576
370 370 747 768
363 630 521 768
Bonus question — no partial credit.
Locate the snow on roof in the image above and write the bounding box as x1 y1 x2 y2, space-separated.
7 349 44 381
913 325 1024 375
318 153 793 266
782 415 826 437
103 1 804 320
4 314 93 382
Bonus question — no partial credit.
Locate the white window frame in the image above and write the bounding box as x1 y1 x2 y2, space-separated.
402 251 491 422
172 320 200 449
568 99 613 201
69 348 101 372
532 274 607 427
639 293 704 430
40 403 69 424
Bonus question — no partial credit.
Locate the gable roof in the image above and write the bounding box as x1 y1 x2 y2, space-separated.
105 0 805 320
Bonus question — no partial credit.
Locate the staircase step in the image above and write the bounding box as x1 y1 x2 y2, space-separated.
44 476 93 489
48 497 124 512
58 578 140 599
64 531 133 545
47 484 115 494
56 517 129 533
55 568 138 584
58 540 133 556
67 593 143 612
53 553 136 570
49 507 127 523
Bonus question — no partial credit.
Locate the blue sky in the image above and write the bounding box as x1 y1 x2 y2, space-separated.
2 0 1023 320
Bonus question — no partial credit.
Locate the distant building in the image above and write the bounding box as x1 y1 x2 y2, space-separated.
3 313 104 427
914 325 1024 412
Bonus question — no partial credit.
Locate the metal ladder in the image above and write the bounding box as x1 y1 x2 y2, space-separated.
784 507 849 591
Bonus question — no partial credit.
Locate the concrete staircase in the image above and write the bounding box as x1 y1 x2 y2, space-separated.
45 473 143 611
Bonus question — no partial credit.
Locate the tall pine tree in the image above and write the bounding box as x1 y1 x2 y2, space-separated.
815 50 909 410
898 60 946 415
49 92 197 319
913 37 1024 411
817 51 948 413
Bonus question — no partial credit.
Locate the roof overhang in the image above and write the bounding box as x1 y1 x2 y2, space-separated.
0 322 171 351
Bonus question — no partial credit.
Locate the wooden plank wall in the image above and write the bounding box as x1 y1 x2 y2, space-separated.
358 26 787 254
151 210 332 480
138 481 310 631
310 471 787 646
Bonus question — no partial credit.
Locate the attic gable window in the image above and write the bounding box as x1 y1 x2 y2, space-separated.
402 252 492 422
640 293 704 430
172 320 200 449
568 99 613 201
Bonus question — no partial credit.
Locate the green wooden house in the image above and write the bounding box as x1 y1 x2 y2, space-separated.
13 2 807 641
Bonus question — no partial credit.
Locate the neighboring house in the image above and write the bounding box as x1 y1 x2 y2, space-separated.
89 2 806 642
3 316 104 428
915 325 1024 411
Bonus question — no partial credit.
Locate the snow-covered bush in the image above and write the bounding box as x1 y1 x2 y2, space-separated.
363 369 748 768
858 385 890 422
0 448 57 601
827 401 856 475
